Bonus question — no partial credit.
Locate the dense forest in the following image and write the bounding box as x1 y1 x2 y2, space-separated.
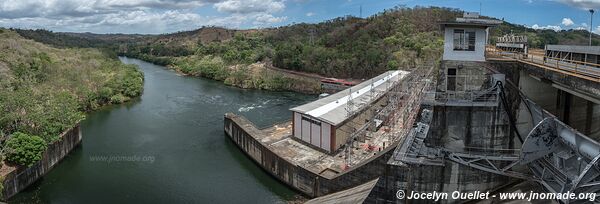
117 6 456 79
0 29 144 167
13 6 600 83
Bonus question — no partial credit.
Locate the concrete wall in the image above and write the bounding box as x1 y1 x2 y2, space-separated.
518 60 600 97
438 61 491 92
366 103 514 204
224 113 397 198
1 124 82 200
432 105 512 151
366 60 519 203
516 69 600 139
568 96 600 139
443 27 487 61
368 160 511 204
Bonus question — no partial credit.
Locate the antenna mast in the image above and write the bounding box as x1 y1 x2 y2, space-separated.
360 5 363 18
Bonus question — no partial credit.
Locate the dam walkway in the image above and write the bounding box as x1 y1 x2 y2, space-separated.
486 47 600 83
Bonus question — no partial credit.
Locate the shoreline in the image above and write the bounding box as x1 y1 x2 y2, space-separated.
120 54 322 94
0 57 145 201
0 124 82 200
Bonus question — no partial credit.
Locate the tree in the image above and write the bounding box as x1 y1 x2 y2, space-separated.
5 132 47 167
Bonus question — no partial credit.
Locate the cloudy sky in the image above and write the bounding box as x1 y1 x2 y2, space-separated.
1 0 600 34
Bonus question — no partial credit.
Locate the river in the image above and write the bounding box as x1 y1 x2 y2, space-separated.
10 57 315 203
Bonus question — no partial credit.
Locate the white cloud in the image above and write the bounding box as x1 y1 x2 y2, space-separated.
562 18 574 26
253 13 286 24
306 12 315 17
531 24 563 31
558 0 600 10
0 0 289 33
213 0 285 14
0 0 212 19
575 23 589 30
213 0 287 28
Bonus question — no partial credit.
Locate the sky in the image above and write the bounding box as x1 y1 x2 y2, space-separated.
0 0 600 34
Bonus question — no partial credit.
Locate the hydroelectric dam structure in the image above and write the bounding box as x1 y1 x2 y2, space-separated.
224 12 600 203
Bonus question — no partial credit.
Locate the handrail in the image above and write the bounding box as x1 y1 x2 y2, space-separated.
524 55 600 78
425 90 499 103
486 47 600 82
542 56 600 72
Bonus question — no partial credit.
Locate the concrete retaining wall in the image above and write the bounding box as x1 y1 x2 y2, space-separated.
1 124 82 200
367 105 514 204
224 113 396 198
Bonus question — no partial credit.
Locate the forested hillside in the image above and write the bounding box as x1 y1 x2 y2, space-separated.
11 6 600 90
491 22 600 48
0 28 143 166
117 6 457 79
94 7 600 78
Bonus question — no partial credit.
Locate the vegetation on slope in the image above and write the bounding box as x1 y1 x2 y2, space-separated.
112 6 600 81
11 6 600 94
115 6 454 80
4 132 46 167
491 22 600 48
10 7 454 93
0 29 144 166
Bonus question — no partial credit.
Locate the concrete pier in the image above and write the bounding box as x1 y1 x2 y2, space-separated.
224 113 398 197
0 124 82 200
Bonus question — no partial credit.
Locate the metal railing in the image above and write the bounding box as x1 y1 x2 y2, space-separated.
424 88 500 105
434 90 499 102
486 46 600 82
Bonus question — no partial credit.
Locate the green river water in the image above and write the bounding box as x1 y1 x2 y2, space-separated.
10 57 315 203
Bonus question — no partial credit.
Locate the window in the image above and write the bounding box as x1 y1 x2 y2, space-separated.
447 68 457 76
453 29 476 51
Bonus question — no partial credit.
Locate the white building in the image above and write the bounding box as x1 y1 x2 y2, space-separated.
290 70 409 153
441 12 502 62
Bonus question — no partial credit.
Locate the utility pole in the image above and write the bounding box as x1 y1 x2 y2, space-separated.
360 5 363 18
590 9 594 46
309 29 315 46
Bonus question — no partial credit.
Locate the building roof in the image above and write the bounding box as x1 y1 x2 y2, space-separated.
546 44 600 55
440 18 503 29
290 70 409 126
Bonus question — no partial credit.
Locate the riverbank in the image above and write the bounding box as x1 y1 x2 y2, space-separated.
0 124 82 200
0 30 146 200
9 57 315 203
121 53 322 94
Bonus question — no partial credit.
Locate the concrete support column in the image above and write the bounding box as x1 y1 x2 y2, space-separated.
586 101 594 135
556 90 572 125
563 91 572 125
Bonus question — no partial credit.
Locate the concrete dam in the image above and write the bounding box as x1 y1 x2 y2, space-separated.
224 13 600 203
